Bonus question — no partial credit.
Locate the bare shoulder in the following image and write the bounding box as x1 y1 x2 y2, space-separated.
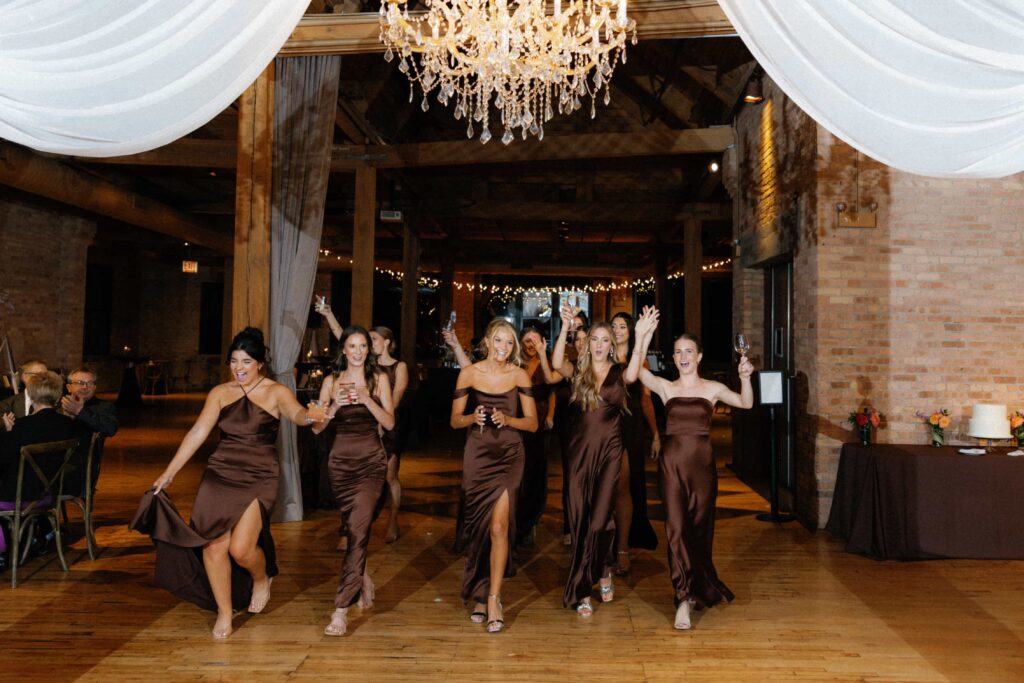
513 366 532 386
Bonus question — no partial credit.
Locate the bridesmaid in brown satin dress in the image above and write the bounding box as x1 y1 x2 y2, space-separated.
551 305 622 616
516 327 557 547
626 307 754 630
314 325 394 637
370 326 408 543
450 318 538 633
152 327 326 640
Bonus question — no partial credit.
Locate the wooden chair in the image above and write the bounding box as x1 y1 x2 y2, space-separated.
58 433 105 560
0 438 78 587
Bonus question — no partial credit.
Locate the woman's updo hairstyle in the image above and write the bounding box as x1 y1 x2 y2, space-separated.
228 327 268 364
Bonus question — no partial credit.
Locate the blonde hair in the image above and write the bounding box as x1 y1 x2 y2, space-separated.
26 370 63 407
482 318 522 367
571 322 627 414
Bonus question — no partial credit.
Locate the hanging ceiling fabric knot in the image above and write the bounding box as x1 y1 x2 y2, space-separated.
379 0 637 144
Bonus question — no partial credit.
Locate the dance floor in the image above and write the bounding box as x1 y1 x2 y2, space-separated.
2 395 1023 682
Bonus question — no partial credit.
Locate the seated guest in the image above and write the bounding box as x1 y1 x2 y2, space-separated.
0 371 75 558
0 360 49 419
61 367 118 496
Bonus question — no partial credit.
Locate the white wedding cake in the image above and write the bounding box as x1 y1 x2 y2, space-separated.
967 404 1012 439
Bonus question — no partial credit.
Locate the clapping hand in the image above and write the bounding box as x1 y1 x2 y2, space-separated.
60 394 84 417
2 412 14 432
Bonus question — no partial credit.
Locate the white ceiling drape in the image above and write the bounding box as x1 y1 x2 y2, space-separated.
718 0 1024 178
0 0 307 157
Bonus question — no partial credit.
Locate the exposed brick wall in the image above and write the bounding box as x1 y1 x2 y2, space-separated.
732 77 1024 527
0 196 95 372
452 272 476 347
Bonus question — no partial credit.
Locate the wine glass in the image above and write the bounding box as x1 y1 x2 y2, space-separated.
734 333 750 358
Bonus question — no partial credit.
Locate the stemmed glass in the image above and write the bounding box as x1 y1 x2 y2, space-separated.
734 333 750 358
314 295 329 313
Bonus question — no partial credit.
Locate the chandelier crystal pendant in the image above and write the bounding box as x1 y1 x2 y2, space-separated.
379 0 636 144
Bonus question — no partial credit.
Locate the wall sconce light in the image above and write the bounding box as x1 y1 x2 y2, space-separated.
743 77 763 104
836 200 878 228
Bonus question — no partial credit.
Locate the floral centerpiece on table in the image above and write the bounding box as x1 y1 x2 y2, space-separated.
916 408 951 447
848 407 882 446
1012 410 1024 448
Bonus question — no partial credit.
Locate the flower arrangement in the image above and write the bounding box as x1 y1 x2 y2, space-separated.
1012 410 1024 448
848 407 882 446
916 408 951 447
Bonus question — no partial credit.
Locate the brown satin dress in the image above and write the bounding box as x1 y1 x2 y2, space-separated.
516 361 549 544
660 397 733 608
329 398 388 608
456 385 531 604
563 364 624 607
132 389 280 612
379 362 404 462
621 379 658 550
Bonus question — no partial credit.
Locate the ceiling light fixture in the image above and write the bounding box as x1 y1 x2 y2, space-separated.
379 0 637 145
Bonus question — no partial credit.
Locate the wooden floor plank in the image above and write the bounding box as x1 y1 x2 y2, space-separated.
2 394 1022 682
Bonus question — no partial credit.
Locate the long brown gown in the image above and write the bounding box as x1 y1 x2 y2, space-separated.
516 361 549 544
379 362 404 462
622 380 658 550
563 364 624 607
329 398 388 608
456 385 531 604
660 397 733 608
130 390 279 612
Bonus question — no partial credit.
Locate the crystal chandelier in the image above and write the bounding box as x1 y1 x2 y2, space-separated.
379 0 636 144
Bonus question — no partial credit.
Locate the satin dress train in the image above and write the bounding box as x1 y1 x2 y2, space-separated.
329 399 388 608
131 391 280 611
563 365 625 607
660 397 733 608
456 385 531 604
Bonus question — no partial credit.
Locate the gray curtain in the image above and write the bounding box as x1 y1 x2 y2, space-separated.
268 55 341 522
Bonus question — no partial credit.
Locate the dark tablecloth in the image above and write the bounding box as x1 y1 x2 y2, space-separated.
826 443 1024 560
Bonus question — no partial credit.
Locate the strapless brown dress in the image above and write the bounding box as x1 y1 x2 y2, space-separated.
455 385 531 604
660 397 733 608
563 364 625 607
130 392 280 612
328 399 388 608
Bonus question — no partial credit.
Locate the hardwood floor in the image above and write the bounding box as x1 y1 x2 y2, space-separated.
2 394 1023 682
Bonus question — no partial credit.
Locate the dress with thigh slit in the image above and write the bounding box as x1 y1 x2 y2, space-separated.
660 396 733 608
563 365 625 607
329 397 388 608
456 385 530 604
130 385 280 612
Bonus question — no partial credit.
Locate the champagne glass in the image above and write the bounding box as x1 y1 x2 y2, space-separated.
479 406 492 434
314 295 329 313
734 333 750 358
445 310 457 332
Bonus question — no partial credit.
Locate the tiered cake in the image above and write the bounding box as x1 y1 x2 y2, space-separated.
966 404 1012 439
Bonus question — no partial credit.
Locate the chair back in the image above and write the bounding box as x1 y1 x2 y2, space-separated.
85 432 105 496
14 438 79 514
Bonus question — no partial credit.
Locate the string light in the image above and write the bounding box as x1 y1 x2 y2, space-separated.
317 249 731 294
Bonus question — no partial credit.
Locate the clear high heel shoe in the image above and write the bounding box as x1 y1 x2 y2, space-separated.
486 593 505 633
599 574 615 603
324 607 349 636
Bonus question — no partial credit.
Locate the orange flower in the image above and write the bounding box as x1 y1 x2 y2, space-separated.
1011 415 1024 429
929 414 940 425
938 416 950 429
870 412 880 428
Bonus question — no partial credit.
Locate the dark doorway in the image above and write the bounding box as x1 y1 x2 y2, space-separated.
199 282 224 355
82 264 113 356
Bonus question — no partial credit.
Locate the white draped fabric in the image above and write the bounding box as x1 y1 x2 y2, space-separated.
0 0 307 157
718 0 1024 178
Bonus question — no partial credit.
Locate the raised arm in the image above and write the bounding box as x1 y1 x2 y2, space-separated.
551 302 575 379
625 306 659 384
713 356 755 409
527 331 561 385
152 387 227 493
316 306 343 340
442 329 473 369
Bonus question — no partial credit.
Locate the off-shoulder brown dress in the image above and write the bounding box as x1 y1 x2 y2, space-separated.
456 385 531 604
329 398 388 608
660 397 733 608
563 364 625 607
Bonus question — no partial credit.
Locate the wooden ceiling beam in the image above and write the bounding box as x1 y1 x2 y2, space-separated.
69 126 734 170
426 200 729 223
280 0 734 56
0 142 232 254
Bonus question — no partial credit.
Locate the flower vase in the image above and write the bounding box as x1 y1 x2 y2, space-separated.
859 424 871 446
931 431 945 448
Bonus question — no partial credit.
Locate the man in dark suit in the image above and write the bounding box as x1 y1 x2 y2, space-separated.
0 360 48 419
60 367 118 497
0 371 75 559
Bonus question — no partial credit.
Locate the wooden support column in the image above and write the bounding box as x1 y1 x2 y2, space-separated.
654 247 671 353
400 220 420 386
232 64 274 334
683 218 702 337
351 166 377 328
